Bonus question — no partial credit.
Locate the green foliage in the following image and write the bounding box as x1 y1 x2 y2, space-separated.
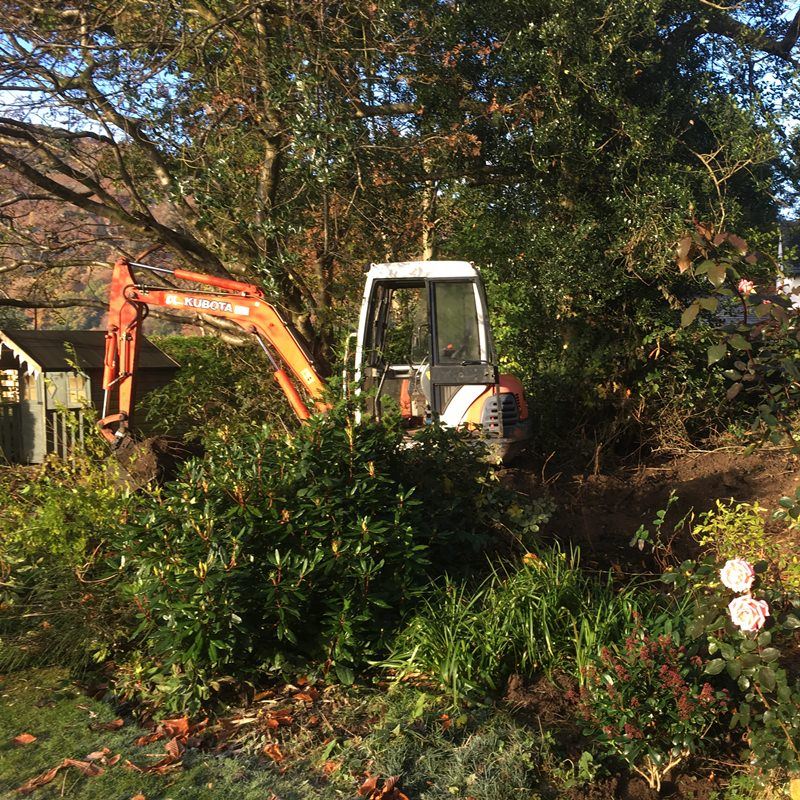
694 500 800 594
0 436 122 565
0 430 128 673
663 557 800 776
629 490 692 568
634 323 734 446
444 0 786 455
140 336 289 441
112 404 521 710
386 546 646 704
676 226 800 450
577 626 728 792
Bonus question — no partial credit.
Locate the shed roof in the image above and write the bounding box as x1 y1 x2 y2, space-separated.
0 330 179 375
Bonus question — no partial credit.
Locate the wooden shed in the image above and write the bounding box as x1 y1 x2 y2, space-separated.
0 330 178 463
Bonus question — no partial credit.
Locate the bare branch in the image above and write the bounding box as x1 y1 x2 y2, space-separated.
670 8 800 63
0 295 106 310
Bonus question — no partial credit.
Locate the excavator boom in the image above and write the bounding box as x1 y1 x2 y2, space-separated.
99 256 329 444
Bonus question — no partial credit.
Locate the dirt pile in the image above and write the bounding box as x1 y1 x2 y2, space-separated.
113 436 202 488
504 447 799 573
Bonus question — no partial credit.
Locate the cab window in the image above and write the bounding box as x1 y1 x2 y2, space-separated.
434 282 480 363
375 284 429 366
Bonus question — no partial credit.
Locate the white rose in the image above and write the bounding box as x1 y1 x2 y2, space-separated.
720 558 755 594
728 595 770 633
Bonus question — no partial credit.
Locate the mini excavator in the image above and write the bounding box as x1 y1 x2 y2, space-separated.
99 254 531 460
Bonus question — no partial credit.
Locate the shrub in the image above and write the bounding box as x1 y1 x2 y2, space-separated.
577 625 728 792
112 404 522 710
693 501 800 593
140 336 288 441
0 441 123 564
385 545 648 704
0 431 128 673
663 555 800 776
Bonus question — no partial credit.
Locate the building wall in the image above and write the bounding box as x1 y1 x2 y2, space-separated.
2 367 177 463
18 371 46 463
87 367 176 437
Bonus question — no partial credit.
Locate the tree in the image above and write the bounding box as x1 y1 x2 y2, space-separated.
0 0 797 384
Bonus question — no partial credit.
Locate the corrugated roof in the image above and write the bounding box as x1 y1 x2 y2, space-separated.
0 330 179 373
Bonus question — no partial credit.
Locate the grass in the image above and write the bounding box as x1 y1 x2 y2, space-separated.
384 546 656 704
0 668 554 800
340 688 543 800
0 668 321 800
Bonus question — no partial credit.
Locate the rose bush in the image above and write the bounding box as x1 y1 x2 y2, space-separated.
662 556 800 774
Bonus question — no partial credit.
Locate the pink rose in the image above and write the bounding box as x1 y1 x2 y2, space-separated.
728 595 770 632
719 558 756 593
738 278 755 297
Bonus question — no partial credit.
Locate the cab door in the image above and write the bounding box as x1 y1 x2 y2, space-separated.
359 280 431 425
427 279 498 421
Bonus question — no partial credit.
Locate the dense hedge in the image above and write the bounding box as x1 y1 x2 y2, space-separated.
113 406 527 708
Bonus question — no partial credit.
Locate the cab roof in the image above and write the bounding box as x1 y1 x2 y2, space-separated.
366 260 478 280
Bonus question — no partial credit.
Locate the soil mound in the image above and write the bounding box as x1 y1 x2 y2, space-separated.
113 436 202 488
506 448 799 573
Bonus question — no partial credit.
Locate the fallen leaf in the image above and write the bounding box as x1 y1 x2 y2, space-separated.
358 775 379 797
13 733 37 746
63 759 104 777
90 718 124 731
86 748 111 761
125 754 182 774
165 738 184 760
134 715 203 747
16 765 61 795
358 774 409 800
323 760 341 776
107 754 121 767
131 795 146 800
228 716 258 726
262 742 284 763
265 709 293 729
15 758 104 795
161 717 190 738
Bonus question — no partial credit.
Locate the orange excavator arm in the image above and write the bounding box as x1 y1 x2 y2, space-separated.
99 256 330 445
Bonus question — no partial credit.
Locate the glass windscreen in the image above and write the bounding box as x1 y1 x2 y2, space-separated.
381 285 429 365
434 282 481 363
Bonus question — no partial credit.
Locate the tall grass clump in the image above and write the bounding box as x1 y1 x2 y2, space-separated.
386 546 658 704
